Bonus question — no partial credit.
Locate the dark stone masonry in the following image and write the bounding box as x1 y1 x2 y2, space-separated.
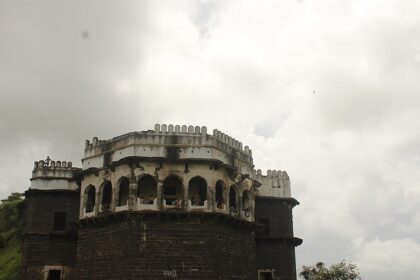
75 213 256 280
21 125 302 280
21 190 79 280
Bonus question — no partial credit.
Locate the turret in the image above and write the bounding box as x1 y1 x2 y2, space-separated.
30 157 79 191
21 157 81 280
254 169 302 280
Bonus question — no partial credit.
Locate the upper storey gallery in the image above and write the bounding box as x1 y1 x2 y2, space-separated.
30 124 292 223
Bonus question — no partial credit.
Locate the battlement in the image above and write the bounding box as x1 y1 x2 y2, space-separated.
33 156 74 171
212 128 252 156
252 169 289 179
82 124 253 171
84 124 252 156
253 169 291 198
30 157 80 191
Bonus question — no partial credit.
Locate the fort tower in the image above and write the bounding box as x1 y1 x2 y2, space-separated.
21 124 301 280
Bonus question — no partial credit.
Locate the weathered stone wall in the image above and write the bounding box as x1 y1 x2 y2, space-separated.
21 190 80 280
253 170 291 198
255 197 296 238
255 197 300 280
21 235 76 280
75 213 257 280
256 240 297 280
83 125 253 174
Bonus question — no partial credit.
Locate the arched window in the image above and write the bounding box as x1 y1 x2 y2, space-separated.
117 177 129 206
162 176 183 206
215 180 226 209
137 175 157 204
242 190 252 217
229 185 237 213
85 185 96 213
101 181 112 211
188 176 207 206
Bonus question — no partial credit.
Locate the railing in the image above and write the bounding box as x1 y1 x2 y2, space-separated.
137 198 158 210
80 199 254 221
163 198 183 209
99 204 111 213
82 207 95 218
115 204 129 212
229 207 238 216
215 202 227 213
241 208 253 222
188 199 208 210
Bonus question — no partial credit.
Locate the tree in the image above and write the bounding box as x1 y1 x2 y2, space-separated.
299 260 361 280
1 192 22 203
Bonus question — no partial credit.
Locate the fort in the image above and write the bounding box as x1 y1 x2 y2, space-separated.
21 124 302 280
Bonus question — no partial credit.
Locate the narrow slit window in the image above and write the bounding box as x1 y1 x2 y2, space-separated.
53 212 66 231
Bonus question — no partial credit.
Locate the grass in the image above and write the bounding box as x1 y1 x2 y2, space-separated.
0 238 20 280
0 199 23 280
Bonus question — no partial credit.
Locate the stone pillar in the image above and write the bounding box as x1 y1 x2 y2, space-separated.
111 184 117 211
184 181 189 210
156 180 163 209
238 192 243 218
128 177 137 211
251 192 256 222
79 191 85 218
208 185 214 212
95 190 100 215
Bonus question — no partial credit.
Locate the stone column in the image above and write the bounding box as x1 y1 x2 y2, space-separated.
79 191 85 218
128 177 137 211
95 190 100 215
238 192 243 218
184 181 189 210
112 184 118 211
156 180 163 209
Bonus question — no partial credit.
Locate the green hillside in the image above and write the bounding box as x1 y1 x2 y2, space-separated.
0 194 23 280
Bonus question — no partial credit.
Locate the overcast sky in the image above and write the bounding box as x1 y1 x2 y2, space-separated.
1 0 420 279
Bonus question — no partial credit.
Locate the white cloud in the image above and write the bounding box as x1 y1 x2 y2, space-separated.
354 238 420 275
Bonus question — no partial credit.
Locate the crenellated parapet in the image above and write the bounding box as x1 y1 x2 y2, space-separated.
30 156 80 191
33 156 74 171
252 169 291 198
82 124 253 172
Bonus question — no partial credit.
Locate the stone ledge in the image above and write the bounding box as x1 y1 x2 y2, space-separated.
78 210 258 231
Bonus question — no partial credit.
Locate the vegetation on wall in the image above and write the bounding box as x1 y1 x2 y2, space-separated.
0 193 23 280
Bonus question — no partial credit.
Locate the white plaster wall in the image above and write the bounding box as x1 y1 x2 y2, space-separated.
82 155 103 169
255 171 291 198
82 127 254 171
30 179 78 191
32 168 74 179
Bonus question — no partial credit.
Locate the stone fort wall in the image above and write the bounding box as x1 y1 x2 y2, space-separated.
75 213 256 280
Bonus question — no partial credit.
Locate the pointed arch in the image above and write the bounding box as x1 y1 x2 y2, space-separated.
100 180 112 211
229 185 238 213
85 185 96 213
137 175 157 204
188 176 207 206
162 175 183 206
117 177 129 206
242 190 252 217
